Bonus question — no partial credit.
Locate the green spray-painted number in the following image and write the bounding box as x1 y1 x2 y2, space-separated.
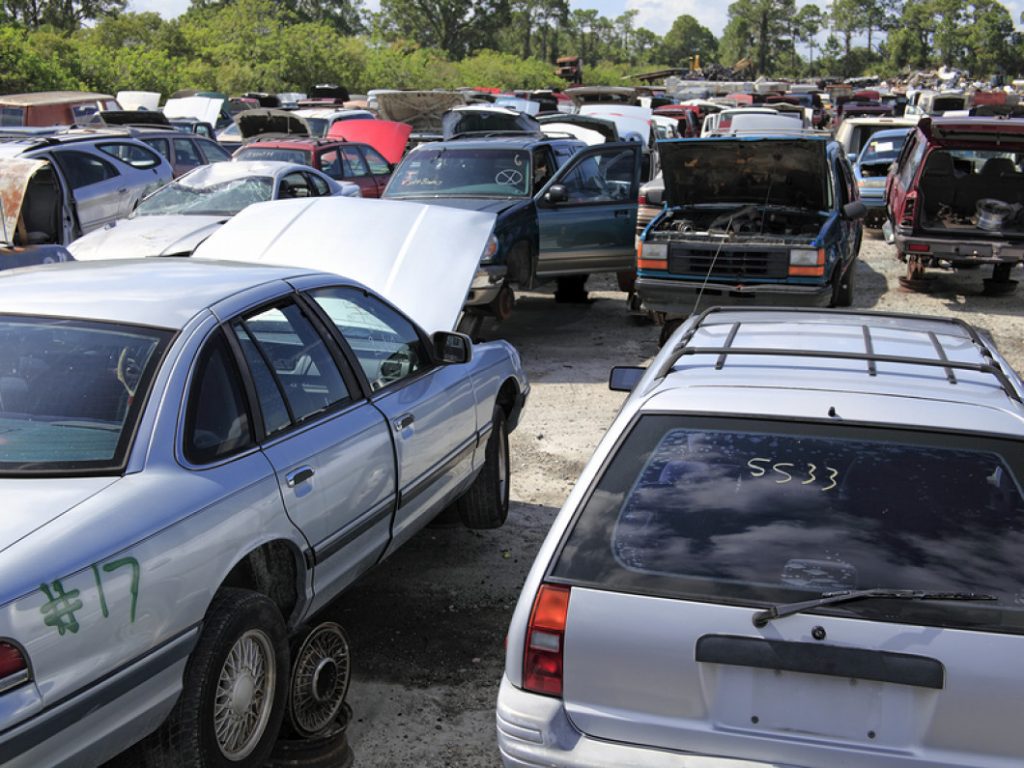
101 557 140 623
39 580 83 636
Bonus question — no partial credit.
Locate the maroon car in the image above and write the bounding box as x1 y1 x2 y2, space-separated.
885 116 1024 293
232 138 391 197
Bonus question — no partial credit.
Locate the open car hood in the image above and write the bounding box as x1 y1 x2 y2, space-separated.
116 90 161 111
537 114 619 144
327 120 411 164
237 109 311 140
374 91 466 133
164 96 225 127
660 137 829 210
0 158 49 247
441 108 539 139
579 105 652 145
191 197 495 333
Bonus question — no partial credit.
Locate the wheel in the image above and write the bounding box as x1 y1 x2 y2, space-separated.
830 261 855 307
142 589 289 768
456 406 510 529
286 623 350 738
554 275 589 303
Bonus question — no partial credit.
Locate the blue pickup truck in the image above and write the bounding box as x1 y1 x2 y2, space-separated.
634 136 866 342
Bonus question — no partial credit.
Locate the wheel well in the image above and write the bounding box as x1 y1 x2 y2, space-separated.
496 379 518 418
221 540 303 626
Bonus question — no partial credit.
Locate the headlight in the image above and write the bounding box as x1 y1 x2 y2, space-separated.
480 234 499 264
789 248 819 266
641 242 667 261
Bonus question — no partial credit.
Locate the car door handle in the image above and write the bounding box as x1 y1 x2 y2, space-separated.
117 187 128 194
393 414 414 431
286 466 315 487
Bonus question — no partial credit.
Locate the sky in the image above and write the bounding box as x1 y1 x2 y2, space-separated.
130 0 1023 38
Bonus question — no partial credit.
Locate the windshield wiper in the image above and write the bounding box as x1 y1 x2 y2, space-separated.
752 588 997 628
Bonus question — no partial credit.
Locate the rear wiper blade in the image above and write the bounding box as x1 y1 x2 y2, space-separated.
752 588 997 628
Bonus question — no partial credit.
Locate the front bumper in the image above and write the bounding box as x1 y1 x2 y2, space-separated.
496 676 787 768
466 265 507 306
635 275 832 315
894 231 1024 266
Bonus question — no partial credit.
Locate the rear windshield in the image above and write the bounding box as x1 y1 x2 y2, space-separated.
0 316 170 474
552 415 1024 634
859 133 907 164
234 147 311 166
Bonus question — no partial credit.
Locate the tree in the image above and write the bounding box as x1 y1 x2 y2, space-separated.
2 0 126 30
793 4 824 69
720 0 795 75
828 0 862 57
660 14 717 68
376 0 509 58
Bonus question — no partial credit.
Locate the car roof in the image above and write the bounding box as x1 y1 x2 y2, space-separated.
635 307 1024 438
0 259 324 330
0 91 114 106
413 135 576 151
239 138 354 150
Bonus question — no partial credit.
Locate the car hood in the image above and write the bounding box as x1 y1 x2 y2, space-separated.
579 105 653 146
67 215 227 260
116 90 161 111
374 91 466 133
326 120 411 164
659 137 829 210
237 109 311 140
538 114 619 144
163 96 224 127
192 197 496 334
0 157 50 247
0 476 119 556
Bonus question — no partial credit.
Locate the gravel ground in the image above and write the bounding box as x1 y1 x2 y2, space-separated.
331 231 1024 767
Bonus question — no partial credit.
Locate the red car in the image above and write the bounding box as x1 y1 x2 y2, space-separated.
885 116 1024 293
232 138 391 197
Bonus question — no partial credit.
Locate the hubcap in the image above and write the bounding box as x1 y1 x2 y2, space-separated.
288 623 350 737
214 629 276 761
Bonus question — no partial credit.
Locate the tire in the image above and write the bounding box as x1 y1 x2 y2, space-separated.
554 275 589 303
142 589 289 768
830 261 855 307
457 406 510 529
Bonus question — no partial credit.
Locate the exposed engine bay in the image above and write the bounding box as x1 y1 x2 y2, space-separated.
651 204 824 242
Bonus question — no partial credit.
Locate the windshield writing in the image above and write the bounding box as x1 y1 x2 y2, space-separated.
388 149 531 197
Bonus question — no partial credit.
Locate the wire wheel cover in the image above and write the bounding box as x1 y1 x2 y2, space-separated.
288 622 351 737
214 629 277 760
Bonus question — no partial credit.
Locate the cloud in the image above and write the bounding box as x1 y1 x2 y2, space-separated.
128 0 189 15
624 0 729 35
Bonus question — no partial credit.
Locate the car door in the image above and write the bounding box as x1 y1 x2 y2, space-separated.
170 136 205 178
196 137 233 164
44 149 124 233
535 142 641 278
360 145 392 197
94 141 169 215
304 286 477 555
225 298 396 610
339 146 378 198
833 154 861 265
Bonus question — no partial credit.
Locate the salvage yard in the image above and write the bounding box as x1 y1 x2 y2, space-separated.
327 230 1024 766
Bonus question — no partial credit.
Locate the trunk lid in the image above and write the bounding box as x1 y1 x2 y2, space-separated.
659 137 829 210
373 91 466 134
326 119 412 164
441 107 539 140
163 96 225 127
236 108 311 140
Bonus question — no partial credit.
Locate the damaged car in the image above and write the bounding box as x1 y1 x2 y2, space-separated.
0 198 528 768
635 136 865 342
0 157 73 268
885 116 1024 293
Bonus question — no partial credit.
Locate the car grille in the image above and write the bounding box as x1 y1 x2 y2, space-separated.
668 246 789 279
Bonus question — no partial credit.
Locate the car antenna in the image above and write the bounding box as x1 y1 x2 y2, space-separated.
691 213 734 318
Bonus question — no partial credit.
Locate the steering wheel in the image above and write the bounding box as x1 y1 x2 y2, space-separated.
495 169 523 186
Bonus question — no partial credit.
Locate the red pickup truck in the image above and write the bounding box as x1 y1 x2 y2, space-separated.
884 116 1024 293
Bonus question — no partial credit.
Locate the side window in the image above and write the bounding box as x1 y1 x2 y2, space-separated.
172 138 202 170
197 138 232 163
185 330 254 464
308 287 428 391
233 303 350 426
278 171 313 198
557 147 635 203
306 172 330 196
319 149 343 179
363 147 390 175
97 142 162 170
836 160 852 205
532 147 555 194
53 150 118 189
142 138 171 161
0 106 24 126
900 136 926 187
340 147 369 177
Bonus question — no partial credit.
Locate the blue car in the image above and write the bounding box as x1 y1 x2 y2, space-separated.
853 127 910 225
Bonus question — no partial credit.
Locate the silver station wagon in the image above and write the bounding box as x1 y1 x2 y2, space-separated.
0 252 528 767
499 306 1024 768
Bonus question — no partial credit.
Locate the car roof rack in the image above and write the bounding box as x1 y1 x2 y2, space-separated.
657 306 1024 403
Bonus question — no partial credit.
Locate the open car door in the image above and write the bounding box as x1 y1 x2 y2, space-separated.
534 141 640 279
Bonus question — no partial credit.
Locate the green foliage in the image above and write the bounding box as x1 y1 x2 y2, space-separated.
0 25 83 92
660 15 717 69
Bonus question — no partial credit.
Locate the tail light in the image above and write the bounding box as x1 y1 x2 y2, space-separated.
523 584 570 697
0 641 30 693
638 192 648 205
900 192 917 227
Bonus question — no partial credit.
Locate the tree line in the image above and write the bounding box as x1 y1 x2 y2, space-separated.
1 0 1022 97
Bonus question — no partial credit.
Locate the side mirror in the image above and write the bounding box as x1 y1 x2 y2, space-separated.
846 152 857 164
544 184 568 204
645 186 664 206
609 366 645 392
843 200 867 220
433 331 472 364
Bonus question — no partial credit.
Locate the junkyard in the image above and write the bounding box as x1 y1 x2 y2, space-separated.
5 0 1024 766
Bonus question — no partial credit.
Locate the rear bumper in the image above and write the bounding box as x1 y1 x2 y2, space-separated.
635 275 833 315
894 233 1024 266
496 676 787 768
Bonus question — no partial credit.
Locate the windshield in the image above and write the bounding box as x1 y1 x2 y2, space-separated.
304 118 328 137
0 317 170 474
387 148 531 198
135 175 273 217
234 147 311 166
553 415 1024 634
859 133 907 164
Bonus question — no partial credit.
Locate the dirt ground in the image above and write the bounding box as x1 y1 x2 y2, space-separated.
328 231 1024 767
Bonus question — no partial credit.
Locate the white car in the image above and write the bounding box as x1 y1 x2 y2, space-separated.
68 161 358 260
